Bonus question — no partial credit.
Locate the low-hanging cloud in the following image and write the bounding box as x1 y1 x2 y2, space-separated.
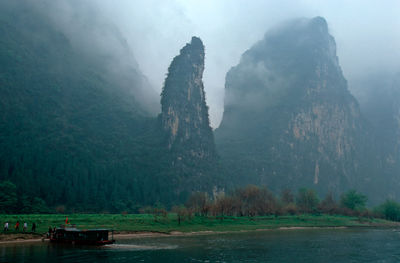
25 0 400 127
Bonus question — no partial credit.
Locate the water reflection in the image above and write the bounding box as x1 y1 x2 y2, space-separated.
1 228 400 262
104 243 178 251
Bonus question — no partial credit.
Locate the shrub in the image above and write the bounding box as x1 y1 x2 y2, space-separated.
0 181 17 213
172 205 188 225
55 205 66 214
377 200 400 221
340 190 367 211
280 189 294 205
139 206 153 214
233 185 278 216
281 203 298 215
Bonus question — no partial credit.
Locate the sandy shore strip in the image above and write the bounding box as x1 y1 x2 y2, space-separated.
0 238 45 245
0 233 46 245
113 227 350 240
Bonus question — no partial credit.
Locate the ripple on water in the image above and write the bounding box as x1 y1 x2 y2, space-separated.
103 244 178 251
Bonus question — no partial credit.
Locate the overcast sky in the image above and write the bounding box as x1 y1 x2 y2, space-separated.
86 0 400 127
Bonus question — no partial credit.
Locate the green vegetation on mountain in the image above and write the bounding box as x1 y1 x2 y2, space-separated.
1 0 399 214
215 17 379 201
0 1 174 212
0 1 220 213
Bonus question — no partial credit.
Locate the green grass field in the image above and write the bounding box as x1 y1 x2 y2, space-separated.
0 214 397 236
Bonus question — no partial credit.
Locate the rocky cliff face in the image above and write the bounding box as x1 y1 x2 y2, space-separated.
161 37 216 159
160 37 219 195
216 17 374 197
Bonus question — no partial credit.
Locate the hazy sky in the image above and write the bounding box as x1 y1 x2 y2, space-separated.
85 0 400 127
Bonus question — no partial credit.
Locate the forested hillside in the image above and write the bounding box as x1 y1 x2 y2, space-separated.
0 1 223 213
0 1 167 212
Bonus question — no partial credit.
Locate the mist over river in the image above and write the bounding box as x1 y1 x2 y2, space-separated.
1 228 400 262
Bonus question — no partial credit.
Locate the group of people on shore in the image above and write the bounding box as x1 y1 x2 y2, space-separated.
3 221 36 233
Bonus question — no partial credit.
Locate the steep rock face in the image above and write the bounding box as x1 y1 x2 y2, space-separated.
160 37 219 196
216 17 374 197
161 37 216 160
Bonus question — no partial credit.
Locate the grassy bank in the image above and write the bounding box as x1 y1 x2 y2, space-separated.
0 214 398 240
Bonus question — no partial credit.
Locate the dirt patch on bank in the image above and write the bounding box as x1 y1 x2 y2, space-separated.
0 233 45 244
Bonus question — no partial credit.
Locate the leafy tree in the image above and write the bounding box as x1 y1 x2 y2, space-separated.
0 181 17 213
110 200 128 214
296 188 319 213
31 197 49 213
340 190 367 211
377 200 400 221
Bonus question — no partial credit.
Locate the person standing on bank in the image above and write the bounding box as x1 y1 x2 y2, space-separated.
32 222 36 232
3 222 8 232
47 226 53 238
23 222 27 232
15 221 20 231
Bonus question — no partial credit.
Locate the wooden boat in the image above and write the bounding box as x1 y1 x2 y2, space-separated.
50 227 115 245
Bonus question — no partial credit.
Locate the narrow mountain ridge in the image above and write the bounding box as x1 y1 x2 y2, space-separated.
160 37 221 198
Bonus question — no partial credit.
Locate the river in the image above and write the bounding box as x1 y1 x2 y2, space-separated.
1 228 400 262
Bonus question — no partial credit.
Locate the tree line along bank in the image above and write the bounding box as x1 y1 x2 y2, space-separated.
1 180 400 223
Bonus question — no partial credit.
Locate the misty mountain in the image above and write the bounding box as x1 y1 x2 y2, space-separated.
0 0 222 211
160 37 221 198
353 73 400 199
1 0 159 115
0 0 164 211
215 17 378 200
1 0 399 212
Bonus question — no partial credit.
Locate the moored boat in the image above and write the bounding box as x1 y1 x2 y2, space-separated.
50 227 115 245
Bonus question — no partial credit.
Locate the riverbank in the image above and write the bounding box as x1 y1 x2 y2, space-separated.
0 233 44 244
0 214 399 244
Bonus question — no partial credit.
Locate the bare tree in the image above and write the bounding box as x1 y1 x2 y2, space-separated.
233 185 277 217
318 192 338 214
296 188 320 213
186 192 210 216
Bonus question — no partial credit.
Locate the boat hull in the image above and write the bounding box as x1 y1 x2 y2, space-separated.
50 227 115 246
50 238 115 245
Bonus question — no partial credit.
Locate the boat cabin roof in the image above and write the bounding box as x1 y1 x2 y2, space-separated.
56 227 112 232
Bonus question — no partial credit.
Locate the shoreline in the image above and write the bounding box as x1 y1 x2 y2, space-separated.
113 224 397 239
1 224 399 245
114 226 349 240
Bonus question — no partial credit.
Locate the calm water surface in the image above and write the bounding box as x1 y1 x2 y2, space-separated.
1 228 400 262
